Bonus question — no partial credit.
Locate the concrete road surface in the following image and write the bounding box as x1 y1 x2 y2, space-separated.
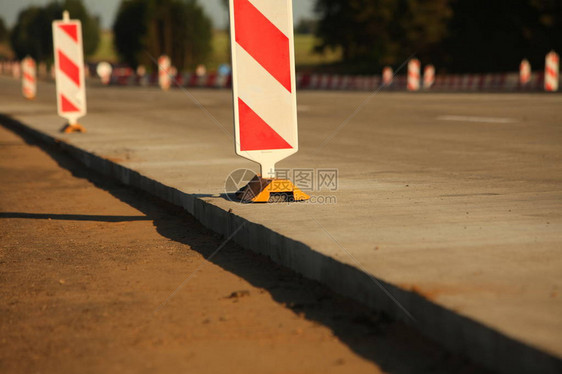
0 76 560 373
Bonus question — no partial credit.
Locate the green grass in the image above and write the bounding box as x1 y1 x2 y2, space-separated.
90 30 342 70
208 30 231 69
90 31 118 63
208 31 342 70
293 34 341 68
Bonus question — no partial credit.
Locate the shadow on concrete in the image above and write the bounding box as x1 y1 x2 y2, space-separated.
0 117 492 374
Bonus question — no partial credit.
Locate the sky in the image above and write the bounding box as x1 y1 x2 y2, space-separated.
0 0 316 29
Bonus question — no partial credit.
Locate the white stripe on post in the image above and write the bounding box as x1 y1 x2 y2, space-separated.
22 56 37 100
407 59 421 91
423 65 435 89
382 66 393 86
545 51 559 92
520 59 531 86
158 55 171 91
13 62 21 79
229 0 299 178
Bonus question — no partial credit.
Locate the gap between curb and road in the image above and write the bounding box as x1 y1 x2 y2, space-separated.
1 114 560 374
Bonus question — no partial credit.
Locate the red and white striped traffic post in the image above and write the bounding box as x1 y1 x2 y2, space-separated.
407 59 421 91
158 55 171 91
21 57 37 100
382 66 393 86
13 61 21 80
170 66 178 85
520 59 531 86
52 11 87 133
137 65 147 86
38 62 47 79
229 0 309 203
545 51 559 92
96 61 113 85
423 64 435 89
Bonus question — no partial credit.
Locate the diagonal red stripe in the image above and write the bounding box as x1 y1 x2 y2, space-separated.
238 99 292 151
23 73 35 83
60 94 80 112
59 24 78 42
57 50 81 87
234 0 292 93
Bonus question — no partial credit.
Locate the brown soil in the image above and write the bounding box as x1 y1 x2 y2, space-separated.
0 123 492 374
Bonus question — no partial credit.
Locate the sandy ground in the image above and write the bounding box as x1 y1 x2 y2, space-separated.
0 123 492 373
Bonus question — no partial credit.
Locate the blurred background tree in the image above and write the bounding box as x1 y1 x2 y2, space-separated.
10 7 52 62
63 0 101 56
113 0 147 68
113 0 212 71
295 18 317 35
0 17 7 42
3 0 560 74
0 16 11 59
9 0 100 62
398 0 452 67
314 0 562 73
314 0 451 72
445 0 562 73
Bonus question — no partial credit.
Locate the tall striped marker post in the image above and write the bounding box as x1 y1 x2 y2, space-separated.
96 61 112 85
229 0 309 203
545 51 559 92
13 61 21 80
158 55 171 91
423 64 435 90
407 59 421 91
382 66 393 86
21 56 37 100
137 65 147 86
520 59 531 86
53 11 87 133
38 62 47 79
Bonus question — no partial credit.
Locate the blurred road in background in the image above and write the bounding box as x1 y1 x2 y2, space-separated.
1 76 561 373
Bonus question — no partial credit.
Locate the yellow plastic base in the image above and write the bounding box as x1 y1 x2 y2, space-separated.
60 123 86 134
236 175 311 203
